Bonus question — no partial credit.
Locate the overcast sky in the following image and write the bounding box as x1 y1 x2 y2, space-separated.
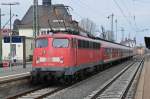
0 0 150 45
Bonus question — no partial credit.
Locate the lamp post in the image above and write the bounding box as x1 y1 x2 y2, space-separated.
0 9 1 65
115 19 117 42
1 2 19 69
0 8 5 64
107 13 114 41
33 0 39 42
121 27 125 42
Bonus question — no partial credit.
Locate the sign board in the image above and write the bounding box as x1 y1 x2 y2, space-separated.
4 36 24 43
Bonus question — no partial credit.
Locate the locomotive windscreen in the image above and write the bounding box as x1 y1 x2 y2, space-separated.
53 38 69 48
144 37 150 49
36 38 48 48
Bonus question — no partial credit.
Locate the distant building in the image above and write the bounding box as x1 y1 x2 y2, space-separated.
133 46 146 55
16 0 78 37
120 37 136 47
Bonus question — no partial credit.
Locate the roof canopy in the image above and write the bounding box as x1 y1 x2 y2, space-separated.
145 37 150 49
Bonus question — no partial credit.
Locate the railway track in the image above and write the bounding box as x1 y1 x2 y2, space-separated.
85 57 144 99
6 61 131 99
6 57 142 99
7 86 65 99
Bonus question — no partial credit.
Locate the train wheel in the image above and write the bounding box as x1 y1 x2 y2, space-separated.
59 75 73 85
30 76 38 85
78 72 84 80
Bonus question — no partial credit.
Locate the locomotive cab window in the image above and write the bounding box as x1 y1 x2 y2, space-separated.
53 38 69 48
36 38 48 48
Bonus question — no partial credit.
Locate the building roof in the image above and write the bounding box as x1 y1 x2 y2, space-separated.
19 4 76 29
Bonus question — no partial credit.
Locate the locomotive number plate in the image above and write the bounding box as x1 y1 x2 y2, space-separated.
40 57 47 62
51 57 60 62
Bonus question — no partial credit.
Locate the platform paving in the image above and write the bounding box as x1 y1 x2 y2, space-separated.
135 55 150 99
0 62 32 78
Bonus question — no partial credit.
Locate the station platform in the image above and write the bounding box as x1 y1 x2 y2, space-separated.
135 55 150 99
0 63 32 81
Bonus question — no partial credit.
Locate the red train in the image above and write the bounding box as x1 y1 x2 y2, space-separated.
31 33 133 82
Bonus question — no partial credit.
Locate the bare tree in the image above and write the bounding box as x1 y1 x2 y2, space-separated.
79 18 97 36
101 25 106 39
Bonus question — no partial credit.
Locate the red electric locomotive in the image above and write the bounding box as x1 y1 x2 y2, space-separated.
31 33 133 82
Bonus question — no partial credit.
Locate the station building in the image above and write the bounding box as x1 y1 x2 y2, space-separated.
2 0 79 63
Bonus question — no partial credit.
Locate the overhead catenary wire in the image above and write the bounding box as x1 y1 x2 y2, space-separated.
78 0 100 14
112 0 137 32
132 0 150 4
121 0 132 19
70 0 103 22
121 0 138 30
121 0 140 36
64 1 87 21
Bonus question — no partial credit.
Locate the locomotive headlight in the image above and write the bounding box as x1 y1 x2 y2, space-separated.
36 57 40 64
60 57 64 63
39 57 47 62
51 57 64 63
36 57 47 63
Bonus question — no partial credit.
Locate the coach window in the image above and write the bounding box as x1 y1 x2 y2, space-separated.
97 43 101 49
93 42 95 49
105 48 110 55
53 38 69 48
89 42 92 49
78 40 82 48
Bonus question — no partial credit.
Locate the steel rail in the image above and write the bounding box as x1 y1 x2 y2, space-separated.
85 57 144 99
6 59 136 99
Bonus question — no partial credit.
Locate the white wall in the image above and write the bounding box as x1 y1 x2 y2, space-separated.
2 38 34 61
19 29 33 37
16 43 23 60
2 39 10 60
25 38 34 60
2 39 23 61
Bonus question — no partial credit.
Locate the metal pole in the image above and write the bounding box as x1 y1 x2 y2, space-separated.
23 36 26 68
111 14 114 41
121 27 125 42
115 19 117 42
33 0 38 46
33 0 35 45
107 14 114 41
10 4 12 68
0 9 2 64
36 0 39 36
111 14 114 35
1 2 19 69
